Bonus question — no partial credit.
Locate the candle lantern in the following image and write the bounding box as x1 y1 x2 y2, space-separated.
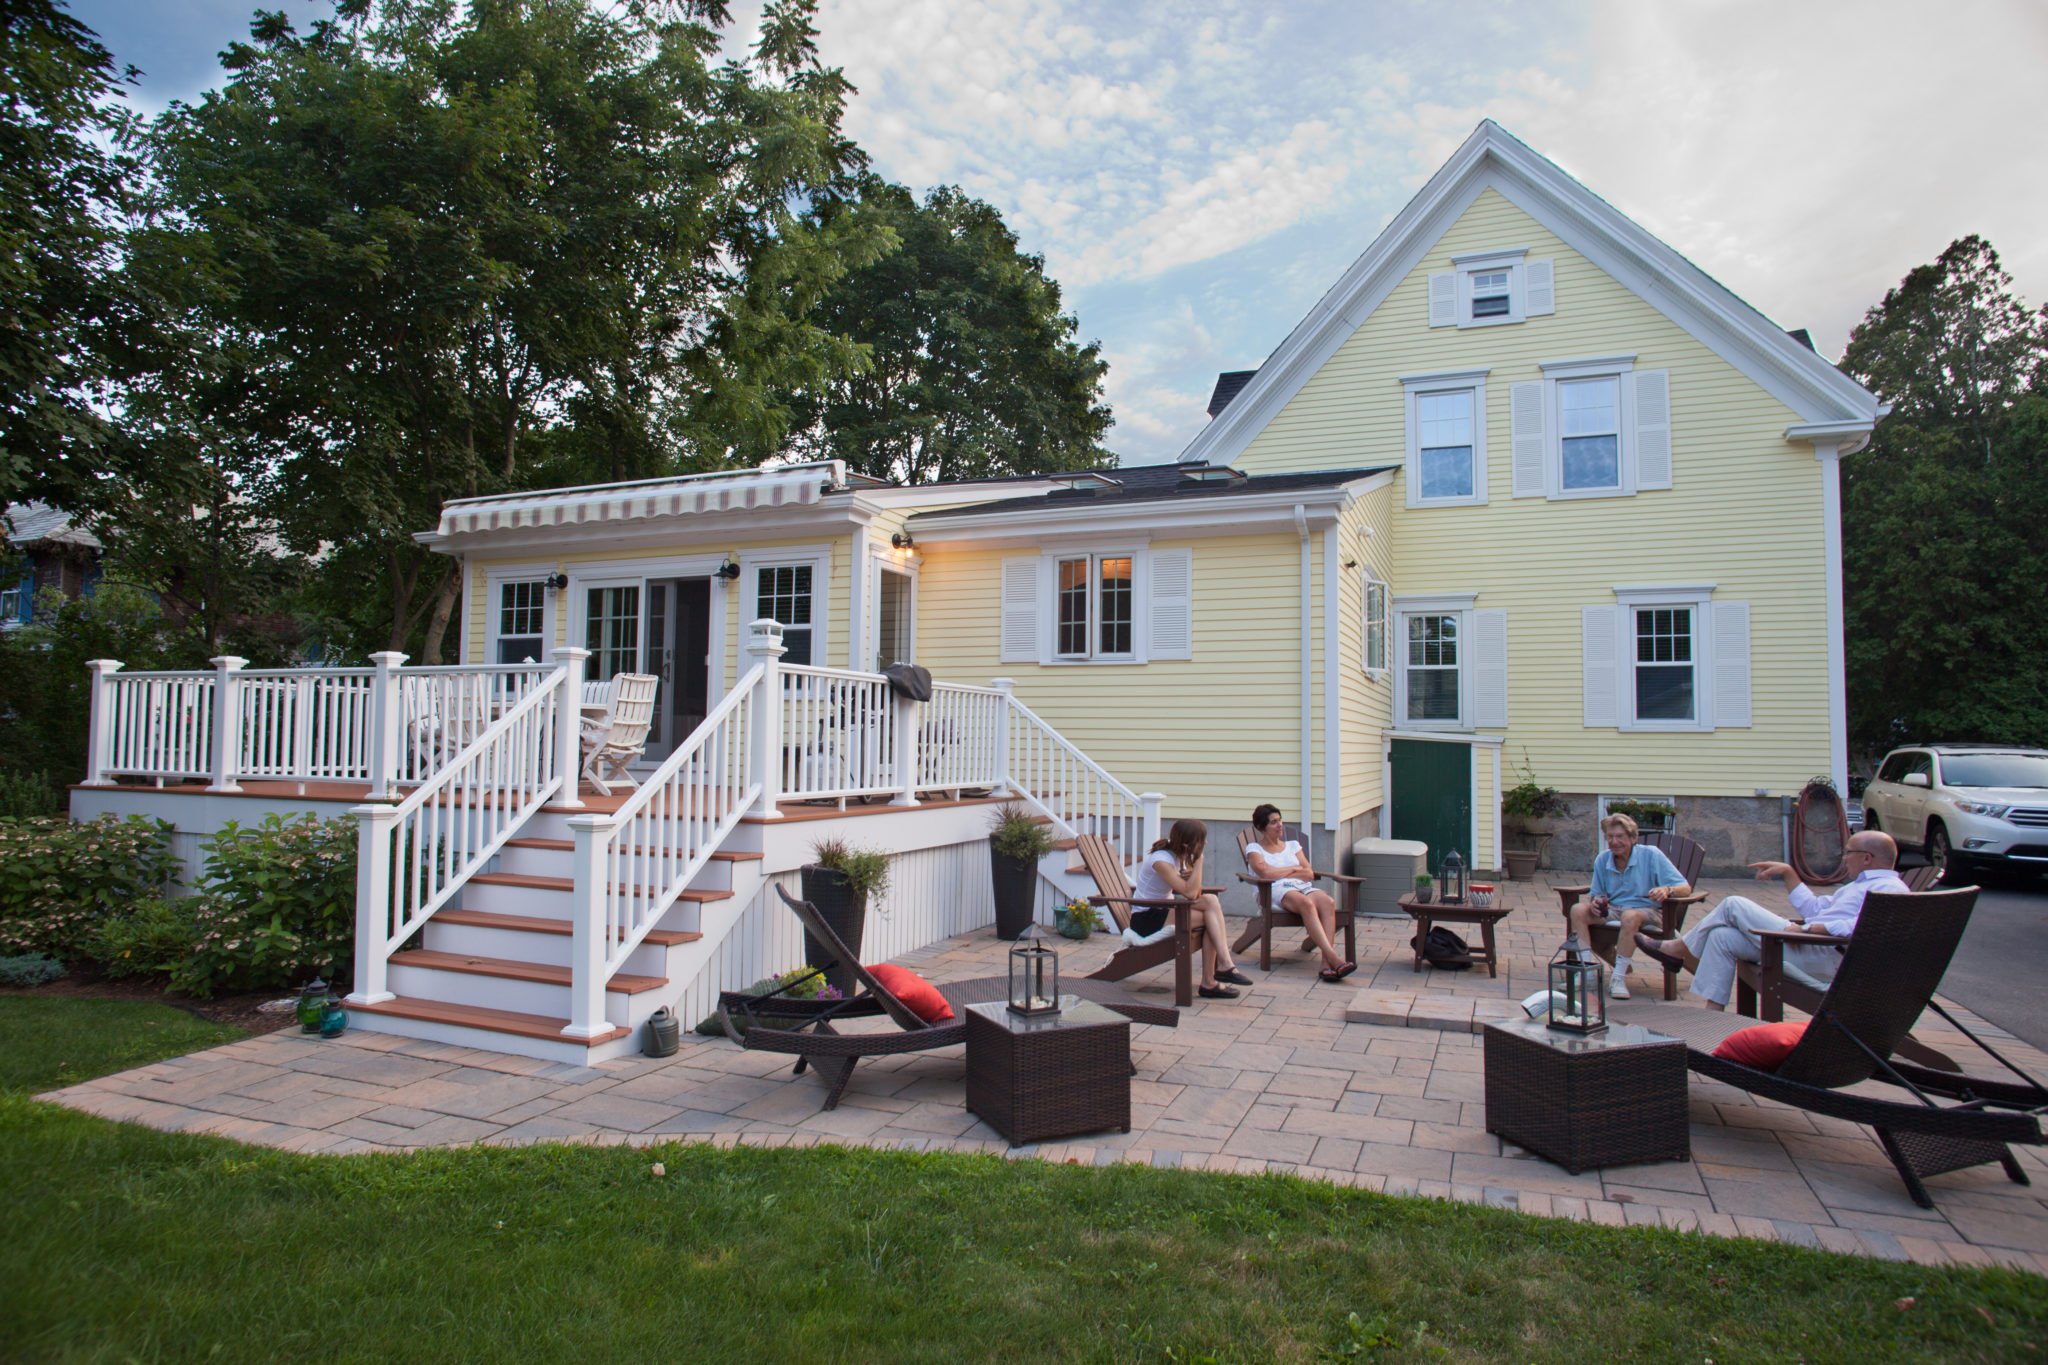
1439 849 1466 905
1547 944 1607 1034
319 993 348 1038
297 975 329 1035
1007 923 1061 1017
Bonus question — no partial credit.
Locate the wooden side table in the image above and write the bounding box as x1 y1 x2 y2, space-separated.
1397 895 1511 977
1482 1017 1690 1173
965 999 1131 1146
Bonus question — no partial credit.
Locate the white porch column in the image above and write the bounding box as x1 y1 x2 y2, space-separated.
84 659 121 786
745 619 786 819
366 651 408 800
1140 792 1166 857
563 812 616 1039
890 690 922 808
346 803 399 1005
552 646 590 810
991 677 1015 796
206 655 248 793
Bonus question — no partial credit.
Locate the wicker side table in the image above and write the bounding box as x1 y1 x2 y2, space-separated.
1482 1018 1690 1173
965 999 1131 1146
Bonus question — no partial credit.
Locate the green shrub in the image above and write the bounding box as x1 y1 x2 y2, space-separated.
170 814 356 999
0 815 178 960
807 837 892 906
988 802 1055 860
695 967 842 1036
90 898 197 980
0 953 65 987
0 769 60 820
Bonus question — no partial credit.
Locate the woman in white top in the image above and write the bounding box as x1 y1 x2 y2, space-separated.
1132 819 1252 1000
1246 803 1354 981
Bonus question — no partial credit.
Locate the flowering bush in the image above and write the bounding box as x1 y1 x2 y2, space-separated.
91 897 198 980
170 814 357 999
0 815 178 959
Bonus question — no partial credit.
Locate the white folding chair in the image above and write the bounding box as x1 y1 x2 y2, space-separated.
580 673 658 795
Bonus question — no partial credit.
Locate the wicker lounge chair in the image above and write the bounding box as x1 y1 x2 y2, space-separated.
1624 887 2045 1209
1073 834 1221 1008
717 886 1177 1110
1232 826 1358 972
1554 829 1710 1001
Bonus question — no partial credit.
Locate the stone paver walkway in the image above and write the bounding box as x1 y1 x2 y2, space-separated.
42 874 2048 1271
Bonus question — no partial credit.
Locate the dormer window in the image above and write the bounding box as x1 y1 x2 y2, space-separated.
1470 270 1512 319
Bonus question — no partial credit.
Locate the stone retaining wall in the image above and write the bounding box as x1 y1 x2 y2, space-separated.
1506 794 1784 878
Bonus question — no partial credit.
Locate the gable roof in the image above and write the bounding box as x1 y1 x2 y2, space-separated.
1179 120 1886 468
4 502 100 552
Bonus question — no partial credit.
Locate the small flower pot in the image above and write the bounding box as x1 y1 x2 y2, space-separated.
1503 849 1541 881
1411 885 1434 905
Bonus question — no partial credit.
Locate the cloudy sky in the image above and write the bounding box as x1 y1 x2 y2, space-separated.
74 0 2048 464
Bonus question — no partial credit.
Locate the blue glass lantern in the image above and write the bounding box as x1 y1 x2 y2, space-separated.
319 994 347 1038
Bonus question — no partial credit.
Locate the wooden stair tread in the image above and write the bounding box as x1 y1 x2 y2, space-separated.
349 996 630 1046
467 872 727 903
433 908 702 947
391 948 666 994
504 837 761 863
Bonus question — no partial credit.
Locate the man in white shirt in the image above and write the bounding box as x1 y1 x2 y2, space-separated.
1651 831 1906 1009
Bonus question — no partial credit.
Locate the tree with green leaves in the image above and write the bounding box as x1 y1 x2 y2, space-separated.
1841 235 2048 756
774 180 1112 484
0 0 140 508
136 0 883 661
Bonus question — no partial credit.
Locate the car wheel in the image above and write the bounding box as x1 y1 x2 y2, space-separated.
1862 810 1880 833
1927 822 1964 884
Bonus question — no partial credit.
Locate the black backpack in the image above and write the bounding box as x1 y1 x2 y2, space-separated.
1414 926 1473 970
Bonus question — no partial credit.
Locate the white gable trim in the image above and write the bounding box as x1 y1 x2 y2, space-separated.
1178 121 1884 468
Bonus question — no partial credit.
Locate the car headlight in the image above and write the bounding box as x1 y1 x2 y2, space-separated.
1952 800 2012 818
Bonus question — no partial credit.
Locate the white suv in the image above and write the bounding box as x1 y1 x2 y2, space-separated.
1862 745 2048 881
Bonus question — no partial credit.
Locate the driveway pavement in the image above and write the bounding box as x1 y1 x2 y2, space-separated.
41 874 2048 1272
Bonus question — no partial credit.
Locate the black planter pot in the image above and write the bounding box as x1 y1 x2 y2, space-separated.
799 864 866 997
991 848 1039 940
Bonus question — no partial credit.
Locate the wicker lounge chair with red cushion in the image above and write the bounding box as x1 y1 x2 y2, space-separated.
1627 887 2044 1209
1231 825 1359 973
718 886 1177 1111
1554 829 1710 1001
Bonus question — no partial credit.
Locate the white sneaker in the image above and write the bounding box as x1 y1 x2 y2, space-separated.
1609 971 1631 1000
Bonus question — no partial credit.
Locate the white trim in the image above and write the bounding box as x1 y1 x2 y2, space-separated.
1614 582 1716 602
737 545 833 671
848 539 869 670
1491 746 1502 869
1361 571 1390 676
482 568 556 667
1392 601 1474 732
460 556 477 665
1816 442 1849 793
1449 246 1528 266
866 553 919 672
1296 505 1312 832
1385 729 1506 746
1539 353 1637 377
1787 418 1885 456
1454 250 1528 329
1398 366 1492 386
1392 592 1478 613
908 479 1380 546
1546 362 1636 501
1612 589 1714 733
1402 374 1489 509
1323 525 1341 832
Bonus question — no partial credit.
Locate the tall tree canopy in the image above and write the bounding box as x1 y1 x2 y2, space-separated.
774 179 1112 483
134 0 883 659
1841 235 2048 755
0 0 138 506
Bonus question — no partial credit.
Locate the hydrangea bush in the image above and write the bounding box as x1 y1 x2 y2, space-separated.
171 814 357 999
0 815 178 959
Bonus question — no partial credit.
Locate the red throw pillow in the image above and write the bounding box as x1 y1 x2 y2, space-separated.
866 963 954 1023
1712 1021 1807 1070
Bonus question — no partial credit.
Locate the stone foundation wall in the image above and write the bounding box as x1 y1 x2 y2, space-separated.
1508 794 1785 879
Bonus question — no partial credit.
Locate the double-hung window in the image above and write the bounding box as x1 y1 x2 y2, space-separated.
1582 585 1749 732
1394 593 1509 730
1401 369 1488 508
495 579 549 663
1513 356 1672 501
1559 376 1622 493
1428 249 1554 330
1404 614 1461 723
1631 605 1695 722
1362 573 1388 675
1055 554 1135 661
756 564 815 666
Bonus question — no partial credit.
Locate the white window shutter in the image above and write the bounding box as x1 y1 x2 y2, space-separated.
1147 548 1193 660
1711 601 1751 728
1633 369 1672 489
1428 271 1457 327
1511 381 1547 497
1000 556 1040 663
1582 605 1620 727
1525 258 1555 315
1471 609 1508 728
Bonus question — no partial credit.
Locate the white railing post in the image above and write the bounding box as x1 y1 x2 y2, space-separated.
84 659 121 786
206 655 248 792
745 619 786 819
367 651 407 800
553 646 590 810
1140 792 1166 854
890 689 922 807
563 813 614 1038
347 804 399 1005
991 677 1015 796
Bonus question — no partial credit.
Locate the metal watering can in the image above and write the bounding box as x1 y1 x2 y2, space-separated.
644 1006 680 1058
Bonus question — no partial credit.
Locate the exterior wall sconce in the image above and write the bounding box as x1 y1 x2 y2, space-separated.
891 532 915 551
544 573 569 591
714 558 741 581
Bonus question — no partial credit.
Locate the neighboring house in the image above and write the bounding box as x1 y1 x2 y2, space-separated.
2 502 102 628
422 120 1885 876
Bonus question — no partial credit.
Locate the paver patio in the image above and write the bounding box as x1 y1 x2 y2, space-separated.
41 873 2048 1271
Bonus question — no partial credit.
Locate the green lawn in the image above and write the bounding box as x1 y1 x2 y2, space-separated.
1 997 2041 1363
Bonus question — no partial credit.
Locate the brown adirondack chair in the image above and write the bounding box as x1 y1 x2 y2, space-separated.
1554 829 1708 1001
1232 826 1358 972
1074 833 1220 1008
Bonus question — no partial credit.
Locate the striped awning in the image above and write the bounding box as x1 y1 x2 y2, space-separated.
435 466 833 537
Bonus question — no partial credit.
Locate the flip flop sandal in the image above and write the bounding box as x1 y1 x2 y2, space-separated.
1317 966 1345 983
1197 984 1240 1000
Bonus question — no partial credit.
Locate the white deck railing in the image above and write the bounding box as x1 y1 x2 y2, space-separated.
995 681 1162 857
236 668 377 781
921 682 1006 793
778 663 898 803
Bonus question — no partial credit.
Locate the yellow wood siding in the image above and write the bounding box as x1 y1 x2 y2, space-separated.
1337 484 1396 822
1239 188 1828 798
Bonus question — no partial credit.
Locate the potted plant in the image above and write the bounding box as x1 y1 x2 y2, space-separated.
1502 752 1569 878
800 839 892 994
1412 872 1434 905
988 803 1055 940
1055 897 1100 941
1605 798 1676 834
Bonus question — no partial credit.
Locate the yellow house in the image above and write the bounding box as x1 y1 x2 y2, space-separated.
428 121 1884 879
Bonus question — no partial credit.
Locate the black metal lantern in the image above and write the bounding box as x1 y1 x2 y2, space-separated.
1007 923 1061 1017
1439 848 1466 904
1547 944 1607 1034
297 975 329 1035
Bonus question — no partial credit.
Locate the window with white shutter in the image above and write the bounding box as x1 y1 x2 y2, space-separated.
1584 587 1750 731
1000 557 1040 663
1393 593 1488 730
1401 369 1488 508
1002 548 1191 665
1535 356 1674 501
1435 249 1554 329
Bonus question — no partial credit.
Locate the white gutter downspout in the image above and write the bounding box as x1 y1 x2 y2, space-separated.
1814 440 1849 795
1295 504 1312 832
1322 523 1341 833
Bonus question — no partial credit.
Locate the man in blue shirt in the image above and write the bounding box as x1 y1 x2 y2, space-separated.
1564 813 1689 1000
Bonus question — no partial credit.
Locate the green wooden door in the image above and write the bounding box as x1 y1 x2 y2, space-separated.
1390 739 1472 873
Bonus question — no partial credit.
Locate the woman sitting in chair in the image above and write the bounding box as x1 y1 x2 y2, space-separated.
1247 804 1354 982
1134 819 1253 1000
1565 812 1689 1000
